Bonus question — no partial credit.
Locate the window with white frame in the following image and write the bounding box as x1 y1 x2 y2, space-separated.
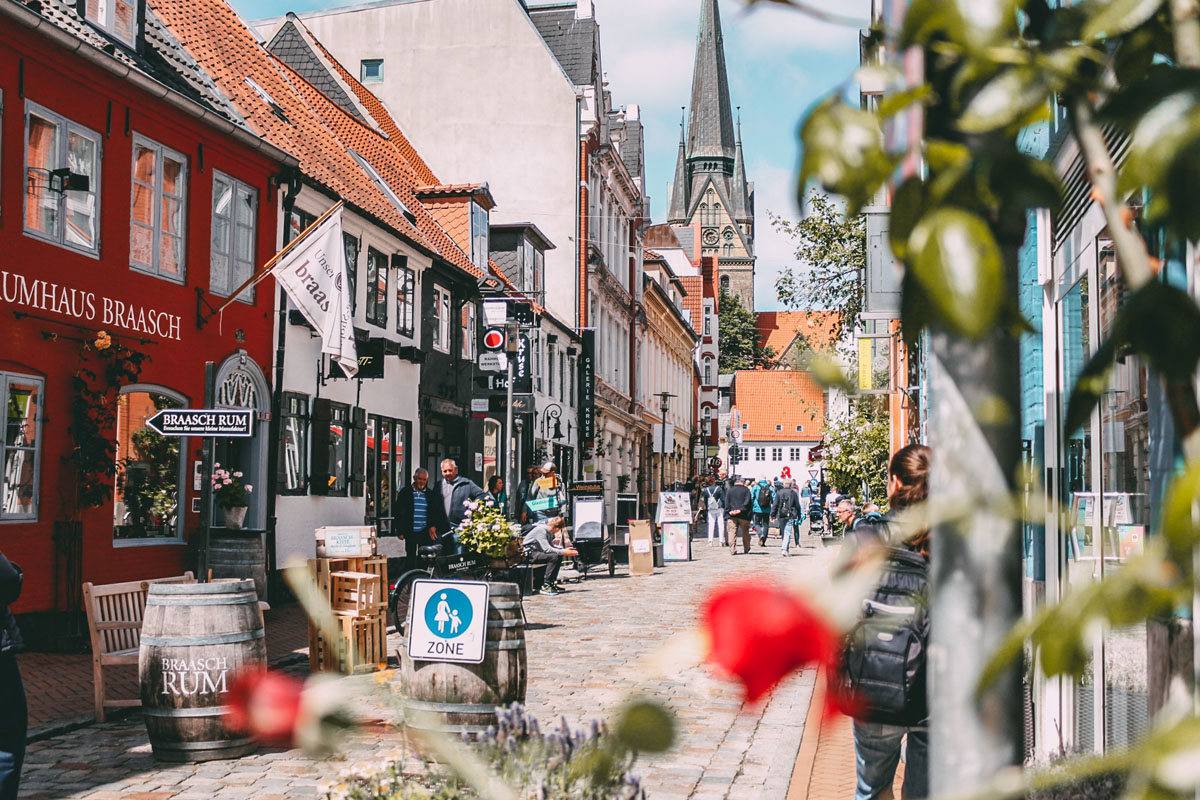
83 0 136 46
360 59 383 83
2 372 43 521
521 238 536 293
755 447 766 461
470 202 489 274
431 285 451 353
365 247 388 327
772 447 783 461
704 312 711 336
343 233 359 315
395 256 414 337
461 301 476 360
131 137 186 280
548 344 556 396
703 357 713 386
790 447 803 460
25 103 101 255
210 172 256 299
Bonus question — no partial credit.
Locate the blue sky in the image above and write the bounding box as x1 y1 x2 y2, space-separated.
227 0 870 312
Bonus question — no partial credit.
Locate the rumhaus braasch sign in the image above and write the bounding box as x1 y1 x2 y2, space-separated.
1 270 184 341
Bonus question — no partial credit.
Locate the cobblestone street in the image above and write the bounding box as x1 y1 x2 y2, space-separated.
18 533 834 800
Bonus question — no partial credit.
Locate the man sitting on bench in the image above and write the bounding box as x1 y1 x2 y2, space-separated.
522 516 578 596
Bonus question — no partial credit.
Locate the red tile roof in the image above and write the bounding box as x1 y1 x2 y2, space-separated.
645 224 683 250
645 249 665 261
732 370 825 442
756 311 841 361
148 0 486 279
679 275 703 332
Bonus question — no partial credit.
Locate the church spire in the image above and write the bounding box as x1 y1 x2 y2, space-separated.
668 107 689 222
732 106 748 220
686 0 736 162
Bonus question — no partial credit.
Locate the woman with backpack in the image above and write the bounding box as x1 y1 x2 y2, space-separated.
841 443 931 800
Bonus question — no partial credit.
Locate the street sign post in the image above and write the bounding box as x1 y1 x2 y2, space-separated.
406 579 490 664
146 409 253 438
708 456 722 470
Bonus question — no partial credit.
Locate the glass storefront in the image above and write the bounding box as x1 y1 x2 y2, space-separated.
113 388 184 542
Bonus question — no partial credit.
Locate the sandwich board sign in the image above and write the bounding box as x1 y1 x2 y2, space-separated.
407 579 490 664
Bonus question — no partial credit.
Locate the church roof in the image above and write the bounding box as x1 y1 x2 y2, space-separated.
687 0 736 160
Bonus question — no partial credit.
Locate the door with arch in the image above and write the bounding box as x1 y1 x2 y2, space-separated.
212 353 270 529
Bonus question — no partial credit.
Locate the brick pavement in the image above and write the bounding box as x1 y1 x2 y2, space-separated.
17 530 843 799
19 604 312 736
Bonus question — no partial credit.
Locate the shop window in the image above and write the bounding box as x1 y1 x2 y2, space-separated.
311 399 362 497
365 247 388 327
130 137 186 281
2 372 43 521
24 103 100 255
343 233 359 315
210 172 256 300
277 392 308 495
113 388 185 543
83 0 137 46
367 415 408 536
461 301 476 360
394 255 414 337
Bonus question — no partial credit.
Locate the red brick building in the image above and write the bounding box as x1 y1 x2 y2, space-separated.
0 0 291 640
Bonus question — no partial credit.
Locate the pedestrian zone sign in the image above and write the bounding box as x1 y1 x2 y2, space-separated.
407 580 490 664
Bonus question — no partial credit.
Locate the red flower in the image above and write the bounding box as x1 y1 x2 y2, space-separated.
224 668 305 747
703 580 840 704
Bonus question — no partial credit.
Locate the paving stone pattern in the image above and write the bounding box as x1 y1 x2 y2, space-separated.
19 532 834 800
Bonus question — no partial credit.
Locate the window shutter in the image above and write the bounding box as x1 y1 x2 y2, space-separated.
310 398 332 496
349 406 367 497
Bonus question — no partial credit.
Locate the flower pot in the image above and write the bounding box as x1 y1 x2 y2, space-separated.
223 505 248 529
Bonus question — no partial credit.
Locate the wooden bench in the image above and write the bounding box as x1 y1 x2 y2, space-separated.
82 572 195 722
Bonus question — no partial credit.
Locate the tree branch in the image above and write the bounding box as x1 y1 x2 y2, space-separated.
1171 0 1200 67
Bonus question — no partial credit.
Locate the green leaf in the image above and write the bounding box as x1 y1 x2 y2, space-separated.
1162 459 1200 568
1118 90 1200 203
876 84 934 119
888 177 926 263
1164 135 1200 241
799 96 897 216
614 700 674 753
959 67 1053 133
986 153 1064 213
809 353 855 392
900 0 958 47
1064 337 1116 436
899 268 931 351
1081 0 1164 41
1099 65 1200 127
906 208 1004 340
924 140 972 172
1121 281 1200 381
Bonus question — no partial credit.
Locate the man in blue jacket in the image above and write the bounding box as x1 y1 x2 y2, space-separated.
437 459 489 554
751 479 775 546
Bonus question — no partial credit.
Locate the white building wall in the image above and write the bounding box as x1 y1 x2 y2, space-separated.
256 0 580 324
735 441 822 484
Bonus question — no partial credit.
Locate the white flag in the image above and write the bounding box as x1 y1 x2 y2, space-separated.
270 208 357 377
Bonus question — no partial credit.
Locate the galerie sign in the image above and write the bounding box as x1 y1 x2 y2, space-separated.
1 270 183 340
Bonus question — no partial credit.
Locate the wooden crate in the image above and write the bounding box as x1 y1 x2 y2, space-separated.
307 557 388 674
330 571 382 616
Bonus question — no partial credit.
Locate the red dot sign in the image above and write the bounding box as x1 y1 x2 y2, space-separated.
483 328 505 350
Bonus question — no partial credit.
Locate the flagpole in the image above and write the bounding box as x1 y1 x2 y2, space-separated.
205 199 345 321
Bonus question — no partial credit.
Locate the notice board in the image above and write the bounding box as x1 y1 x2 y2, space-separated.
628 520 655 576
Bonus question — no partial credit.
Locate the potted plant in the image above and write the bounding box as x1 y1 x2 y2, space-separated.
454 499 522 566
212 464 253 529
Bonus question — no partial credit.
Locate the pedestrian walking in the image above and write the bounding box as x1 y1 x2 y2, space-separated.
437 459 488 554
724 477 754 555
751 478 775 546
514 466 537 524
0 550 26 800
772 478 802 556
824 485 841 531
394 467 449 574
841 444 932 800
525 461 569 523
835 497 859 537
521 516 578 595
702 475 725 547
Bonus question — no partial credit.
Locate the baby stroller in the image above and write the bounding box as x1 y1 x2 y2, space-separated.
808 502 825 536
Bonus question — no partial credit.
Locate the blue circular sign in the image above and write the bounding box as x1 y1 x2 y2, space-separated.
423 587 474 639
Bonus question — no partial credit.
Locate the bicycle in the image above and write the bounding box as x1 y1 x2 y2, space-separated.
388 544 513 634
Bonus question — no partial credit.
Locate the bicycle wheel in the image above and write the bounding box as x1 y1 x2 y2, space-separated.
390 568 431 635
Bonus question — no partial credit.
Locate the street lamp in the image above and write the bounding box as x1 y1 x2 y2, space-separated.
655 391 675 492
542 402 564 441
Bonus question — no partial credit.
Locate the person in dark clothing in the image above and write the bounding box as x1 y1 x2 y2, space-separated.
772 478 802 556
724 478 755 555
394 468 448 573
437 459 489 554
751 479 775 545
0 550 26 800
514 466 537 524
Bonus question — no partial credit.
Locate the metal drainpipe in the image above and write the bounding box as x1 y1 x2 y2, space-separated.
265 168 301 601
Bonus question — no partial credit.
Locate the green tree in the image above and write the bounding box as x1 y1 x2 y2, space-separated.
823 397 890 506
717 289 775 373
772 192 866 342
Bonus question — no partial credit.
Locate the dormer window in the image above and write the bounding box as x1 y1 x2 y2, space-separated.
470 202 488 274
348 149 415 223
84 0 136 47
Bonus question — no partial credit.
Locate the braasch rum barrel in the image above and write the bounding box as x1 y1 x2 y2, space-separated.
139 579 266 761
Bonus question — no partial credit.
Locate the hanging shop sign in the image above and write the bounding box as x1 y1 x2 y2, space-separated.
578 329 596 446
2 271 183 340
513 335 532 394
146 409 254 437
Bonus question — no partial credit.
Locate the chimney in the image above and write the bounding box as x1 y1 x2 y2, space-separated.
576 0 593 19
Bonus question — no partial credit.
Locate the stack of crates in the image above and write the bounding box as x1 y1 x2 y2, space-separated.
307 556 388 674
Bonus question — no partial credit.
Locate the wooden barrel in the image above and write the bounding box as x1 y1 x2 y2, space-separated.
208 528 267 599
139 580 265 762
399 582 526 737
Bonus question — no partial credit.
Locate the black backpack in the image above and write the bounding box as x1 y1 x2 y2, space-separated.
839 547 929 726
